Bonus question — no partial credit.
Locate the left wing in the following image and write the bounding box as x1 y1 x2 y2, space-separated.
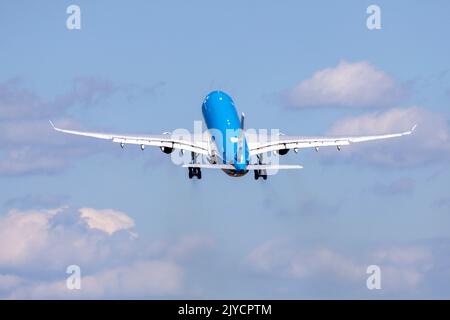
247 125 416 155
50 121 209 155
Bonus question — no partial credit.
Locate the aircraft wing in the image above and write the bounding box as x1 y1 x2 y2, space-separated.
49 121 209 155
247 125 417 155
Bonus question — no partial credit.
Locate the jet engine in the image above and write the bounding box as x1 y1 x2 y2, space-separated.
160 146 174 154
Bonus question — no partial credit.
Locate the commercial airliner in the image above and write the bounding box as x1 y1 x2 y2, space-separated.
50 90 416 180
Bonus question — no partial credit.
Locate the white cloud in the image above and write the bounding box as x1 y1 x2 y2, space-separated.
0 206 137 269
80 207 135 236
246 239 435 293
0 77 106 176
0 205 213 298
369 247 433 290
324 107 450 166
287 61 405 108
0 207 65 266
0 77 163 176
9 260 183 299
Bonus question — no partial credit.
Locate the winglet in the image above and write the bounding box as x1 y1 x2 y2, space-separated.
411 124 417 133
49 120 56 130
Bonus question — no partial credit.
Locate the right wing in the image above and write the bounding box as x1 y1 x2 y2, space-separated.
247 125 417 155
50 121 209 155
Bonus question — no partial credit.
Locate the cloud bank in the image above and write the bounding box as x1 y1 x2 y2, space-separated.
80 207 135 236
286 61 405 108
0 77 163 176
283 61 450 167
324 107 450 166
246 238 439 296
0 206 212 299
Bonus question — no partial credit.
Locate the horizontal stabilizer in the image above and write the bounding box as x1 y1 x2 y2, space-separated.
247 164 303 170
182 164 303 170
182 164 234 169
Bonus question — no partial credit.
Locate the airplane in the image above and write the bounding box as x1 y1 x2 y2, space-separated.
50 90 416 180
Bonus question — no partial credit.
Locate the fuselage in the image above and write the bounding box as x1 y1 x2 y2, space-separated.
202 91 249 175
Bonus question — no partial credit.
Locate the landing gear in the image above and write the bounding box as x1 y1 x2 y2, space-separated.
254 169 267 180
188 152 202 179
188 167 202 179
254 154 267 180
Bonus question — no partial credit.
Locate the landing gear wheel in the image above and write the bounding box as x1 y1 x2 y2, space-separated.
260 169 267 180
188 167 202 179
254 169 267 180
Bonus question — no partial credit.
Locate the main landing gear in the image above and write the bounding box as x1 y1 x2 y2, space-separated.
188 167 202 179
254 154 267 180
254 169 267 180
188 151 202 179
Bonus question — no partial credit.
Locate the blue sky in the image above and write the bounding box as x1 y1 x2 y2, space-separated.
0 0 449 299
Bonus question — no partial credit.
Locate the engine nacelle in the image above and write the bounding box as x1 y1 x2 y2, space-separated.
278 149 289 156
160 146 174 154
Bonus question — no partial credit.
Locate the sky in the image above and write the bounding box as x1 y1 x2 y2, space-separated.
0 0 449 299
